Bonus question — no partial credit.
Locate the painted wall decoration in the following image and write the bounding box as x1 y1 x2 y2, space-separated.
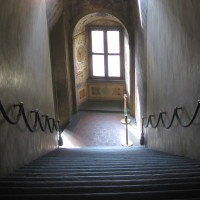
74 32 88 75
89 19 121 27
71 0 128 20
88 82 125 101
76 45 85 63
73 31 88 106
78 86 87 105
73 13 121 36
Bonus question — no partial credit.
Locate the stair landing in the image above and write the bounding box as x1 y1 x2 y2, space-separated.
63 112 138 147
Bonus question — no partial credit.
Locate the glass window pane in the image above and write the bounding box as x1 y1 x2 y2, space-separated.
107 31 120 53
108 55 120 77
92 55 105 76
91 31 104 53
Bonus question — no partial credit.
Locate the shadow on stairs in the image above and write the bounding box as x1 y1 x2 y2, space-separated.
1 146 200 199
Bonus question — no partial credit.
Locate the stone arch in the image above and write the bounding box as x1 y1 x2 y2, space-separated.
71 9 131 38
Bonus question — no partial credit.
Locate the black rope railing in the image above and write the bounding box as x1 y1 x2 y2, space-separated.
140 100 200 145
0 100 63 145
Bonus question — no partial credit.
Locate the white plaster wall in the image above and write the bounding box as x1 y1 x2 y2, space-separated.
134 0 147 131
145 0 200 160
124 31 130 103
0 0 57 176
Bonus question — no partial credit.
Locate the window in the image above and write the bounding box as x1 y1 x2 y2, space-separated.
88 27 124 79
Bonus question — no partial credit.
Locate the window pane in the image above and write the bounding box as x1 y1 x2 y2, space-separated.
92 55 105 76
107 31 120 53
108 55 120 77
91 31 104 53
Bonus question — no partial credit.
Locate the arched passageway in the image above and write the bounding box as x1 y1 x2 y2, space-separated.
59 12 140 148
72 12 132 114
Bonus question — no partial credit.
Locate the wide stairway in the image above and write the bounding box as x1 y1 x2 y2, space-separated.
1 146 200 199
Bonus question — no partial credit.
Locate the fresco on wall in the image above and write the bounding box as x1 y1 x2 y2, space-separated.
72 0 128 20
89 19 121 27
73 31 88 106
74 32 87 75
73 13 121 37
88 82 125 101
78 86 87 105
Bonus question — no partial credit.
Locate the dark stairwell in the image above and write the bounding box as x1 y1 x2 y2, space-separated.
1 1 200 199
1 107 200 200
1 146 200 199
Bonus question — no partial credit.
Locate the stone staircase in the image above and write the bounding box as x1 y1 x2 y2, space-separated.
1 146 200 199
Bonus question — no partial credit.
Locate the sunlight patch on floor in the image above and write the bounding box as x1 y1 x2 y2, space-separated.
59 130 80 148
121 120 140 146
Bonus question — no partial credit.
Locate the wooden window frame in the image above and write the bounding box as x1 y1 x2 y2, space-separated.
88 26 124 81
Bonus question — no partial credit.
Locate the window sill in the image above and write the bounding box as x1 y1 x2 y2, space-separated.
87 78 125 84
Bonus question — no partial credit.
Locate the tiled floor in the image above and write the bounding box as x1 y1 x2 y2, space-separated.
62 111 140 148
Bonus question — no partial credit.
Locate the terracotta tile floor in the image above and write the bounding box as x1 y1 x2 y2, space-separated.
62 112 140 148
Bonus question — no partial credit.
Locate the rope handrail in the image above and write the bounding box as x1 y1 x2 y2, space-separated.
0 100 60 134
140 100 200 145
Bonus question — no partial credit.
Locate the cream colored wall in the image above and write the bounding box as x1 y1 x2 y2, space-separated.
0 0 57 176
134 0 147 129
144 0 200 160
124 30 130 105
